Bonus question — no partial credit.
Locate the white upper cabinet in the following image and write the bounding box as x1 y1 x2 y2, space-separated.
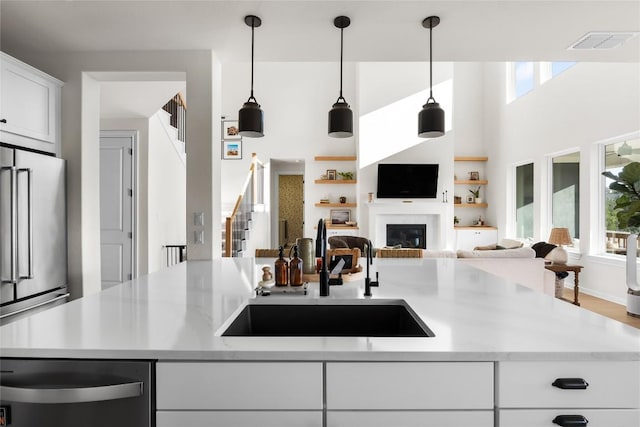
1 52 63 155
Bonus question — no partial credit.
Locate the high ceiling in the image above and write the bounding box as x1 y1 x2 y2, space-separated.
1 1 639 63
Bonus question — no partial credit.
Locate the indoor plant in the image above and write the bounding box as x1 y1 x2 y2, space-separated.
469 186 482 204
602 161 640 316
338 171 354 180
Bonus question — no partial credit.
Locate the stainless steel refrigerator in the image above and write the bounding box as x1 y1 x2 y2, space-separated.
0 145 68 324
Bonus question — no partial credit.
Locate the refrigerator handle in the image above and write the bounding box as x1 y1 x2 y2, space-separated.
17 167 34 279
1 166 18 284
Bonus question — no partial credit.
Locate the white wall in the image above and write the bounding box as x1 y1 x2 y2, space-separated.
148 112 187 273
484 62 640 303
221 62 357 240
5 49 221 299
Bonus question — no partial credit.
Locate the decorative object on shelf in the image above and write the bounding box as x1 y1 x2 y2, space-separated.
466 194 475 203
339 196 347 203
418 16 445 138
328 16 353 138
330 209 351 224
337 171 354 180
547 227 573 264
454 195 462 204
326 169 337 180
469 171 479 180
469 186 481 203
222 139 242 160
222 118 241 140
319 198 330 204
238 15 264 137
454 216 460 225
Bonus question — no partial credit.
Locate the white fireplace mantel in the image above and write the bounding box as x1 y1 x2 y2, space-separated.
366 201 453 250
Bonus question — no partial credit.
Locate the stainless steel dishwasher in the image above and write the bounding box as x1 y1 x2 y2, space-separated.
0 358 154 427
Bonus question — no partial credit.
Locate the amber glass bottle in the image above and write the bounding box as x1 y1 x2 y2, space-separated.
289 245 303 286
274 246 289 286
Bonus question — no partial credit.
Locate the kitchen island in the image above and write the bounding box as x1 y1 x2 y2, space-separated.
2 257 639 426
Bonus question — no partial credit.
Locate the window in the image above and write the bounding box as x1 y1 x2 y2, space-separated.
603 137 640 255
551 61 576 77
515 163 534 239
551 152 580 245
513 61 534 99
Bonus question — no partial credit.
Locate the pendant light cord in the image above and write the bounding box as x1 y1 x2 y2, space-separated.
428 21 435 103
338 26 344 101
249 18 256 103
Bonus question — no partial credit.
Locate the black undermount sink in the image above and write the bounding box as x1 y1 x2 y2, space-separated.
221 299 434 337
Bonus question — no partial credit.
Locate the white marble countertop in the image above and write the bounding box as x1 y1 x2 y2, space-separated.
1 258 639 361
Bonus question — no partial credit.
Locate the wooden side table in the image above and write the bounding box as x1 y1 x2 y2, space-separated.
544 264 584 306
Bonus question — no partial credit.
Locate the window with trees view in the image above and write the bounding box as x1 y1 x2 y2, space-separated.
515 162 534 240
603 137 640 255
551 152 580 244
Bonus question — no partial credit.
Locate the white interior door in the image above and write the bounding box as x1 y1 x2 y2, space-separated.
100 130 135 289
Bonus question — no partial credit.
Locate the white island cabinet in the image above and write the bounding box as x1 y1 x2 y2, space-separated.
326 362 494 426
0 52 62 155
156 362 323 427
497 361 640 426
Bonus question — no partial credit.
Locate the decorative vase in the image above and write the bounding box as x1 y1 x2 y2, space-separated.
475 197 483 204
339 196 347 204
625 234 640 317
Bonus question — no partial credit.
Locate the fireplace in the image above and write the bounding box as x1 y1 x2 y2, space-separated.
386 224 427 249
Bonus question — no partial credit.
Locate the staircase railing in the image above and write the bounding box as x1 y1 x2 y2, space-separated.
162 92 187 142
224 153 265 257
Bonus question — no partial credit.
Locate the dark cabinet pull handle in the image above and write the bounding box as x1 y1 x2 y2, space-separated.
0 119 7 123
552 414 589 426
552 378 589 390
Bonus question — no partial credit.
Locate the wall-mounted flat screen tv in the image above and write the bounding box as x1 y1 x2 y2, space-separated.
377 163 439 199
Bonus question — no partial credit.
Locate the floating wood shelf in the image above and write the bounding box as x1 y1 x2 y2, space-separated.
314 156 357 161
455 180 488 185
314 179 357 184
454 226 497 230
454 203 488 208
454 156 488 162
315 203 357 207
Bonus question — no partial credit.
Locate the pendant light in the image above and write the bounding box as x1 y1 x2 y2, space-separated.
328 16 353 138
238 15 264 138
418 16 445 138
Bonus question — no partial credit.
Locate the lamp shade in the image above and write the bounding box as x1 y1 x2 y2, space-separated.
238 100 264 137
548 227 573 246
328 100 353 137
418 101 445 138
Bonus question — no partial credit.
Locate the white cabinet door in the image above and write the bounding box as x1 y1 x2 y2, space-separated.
498 361 640 409
455 229 497 250
157 362 323 410
499 409 640 427
0 52 62 154
326 362 494 410
157 411 323 427
327 410 493 426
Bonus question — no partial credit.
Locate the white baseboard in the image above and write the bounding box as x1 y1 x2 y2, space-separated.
568 283 626 306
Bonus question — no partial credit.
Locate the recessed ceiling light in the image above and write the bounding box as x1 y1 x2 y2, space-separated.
568 32 639 50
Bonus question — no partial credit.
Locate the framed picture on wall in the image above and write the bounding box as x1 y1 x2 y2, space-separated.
222 119 241 140
330 209 351 225
222 140 242 160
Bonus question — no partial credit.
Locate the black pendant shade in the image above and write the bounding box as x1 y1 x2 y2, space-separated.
329 99 353 138
418 16 445 138
238 15 264 138
328 16 353 138
239 99 264 138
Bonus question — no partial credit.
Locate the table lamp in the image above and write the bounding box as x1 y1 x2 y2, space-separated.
547 227 573 264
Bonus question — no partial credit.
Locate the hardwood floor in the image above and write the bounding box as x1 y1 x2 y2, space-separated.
563 288 640 329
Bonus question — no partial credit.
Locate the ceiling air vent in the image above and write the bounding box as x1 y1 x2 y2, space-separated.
568 32 639 50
